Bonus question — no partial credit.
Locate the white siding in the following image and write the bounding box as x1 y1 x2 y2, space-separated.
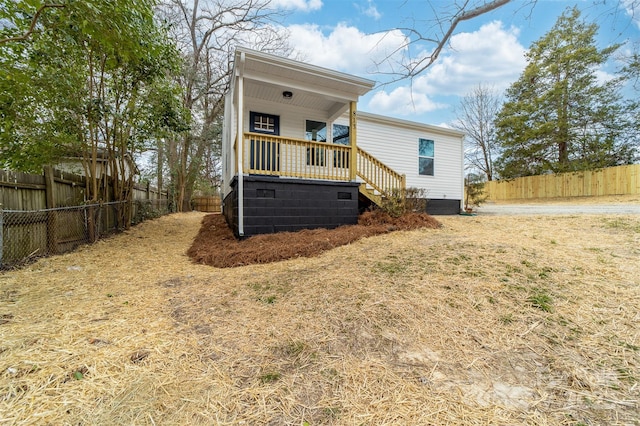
354 113 464 200
244 97 341 140
222 92 234 197
226 91 464 201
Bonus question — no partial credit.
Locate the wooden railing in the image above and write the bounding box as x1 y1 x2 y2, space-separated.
243 132 351 181
242 132 406 202
356 147 406 199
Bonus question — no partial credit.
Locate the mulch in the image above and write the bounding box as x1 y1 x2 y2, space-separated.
187 210 442 268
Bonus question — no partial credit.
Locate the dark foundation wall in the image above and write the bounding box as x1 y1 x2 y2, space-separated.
223 188 238 232
224 176 360 237
426 199 462 215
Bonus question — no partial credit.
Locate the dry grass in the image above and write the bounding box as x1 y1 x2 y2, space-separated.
1 211 639 425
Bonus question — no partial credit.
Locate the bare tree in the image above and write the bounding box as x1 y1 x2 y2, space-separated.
453 84 500 181
157 0 291 211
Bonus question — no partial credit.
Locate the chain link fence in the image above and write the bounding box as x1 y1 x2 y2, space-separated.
0 199 170 269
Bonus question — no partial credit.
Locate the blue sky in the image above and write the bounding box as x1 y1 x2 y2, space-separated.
270 0 640 127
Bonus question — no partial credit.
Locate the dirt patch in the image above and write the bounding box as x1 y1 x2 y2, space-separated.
187 210 442 268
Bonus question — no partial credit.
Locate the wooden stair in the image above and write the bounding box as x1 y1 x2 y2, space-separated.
358 183 382 206
356 147 405 207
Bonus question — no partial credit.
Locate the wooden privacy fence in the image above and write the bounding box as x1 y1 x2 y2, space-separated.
0 168 169 211
484 164 640 201
0 168 84 210
1 168 170 268
2 202 123 268
191 196 221 213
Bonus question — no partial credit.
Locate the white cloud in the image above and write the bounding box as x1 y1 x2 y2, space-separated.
270 0 322 12
413 21 527 97
368 86 446 115
595 69 618 84
356 0 381 20
283 19 528 121
286 23 408 75
365 20 526 118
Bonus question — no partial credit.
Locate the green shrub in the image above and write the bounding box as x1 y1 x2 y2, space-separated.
379 187 428 217
464 173 488 211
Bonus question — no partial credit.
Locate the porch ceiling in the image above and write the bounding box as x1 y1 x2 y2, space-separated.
244 79 343 115
236 47 375 117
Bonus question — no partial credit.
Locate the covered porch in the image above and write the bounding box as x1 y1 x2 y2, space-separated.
222 47 406 237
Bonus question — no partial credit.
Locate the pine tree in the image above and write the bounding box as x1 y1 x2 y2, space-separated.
494 7 636 178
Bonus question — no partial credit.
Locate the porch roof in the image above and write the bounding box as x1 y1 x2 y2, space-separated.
234 47 376 120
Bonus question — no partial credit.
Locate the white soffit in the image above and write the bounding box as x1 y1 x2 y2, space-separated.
235 47 375 102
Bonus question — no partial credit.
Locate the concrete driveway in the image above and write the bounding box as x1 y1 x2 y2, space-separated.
475 202 640 215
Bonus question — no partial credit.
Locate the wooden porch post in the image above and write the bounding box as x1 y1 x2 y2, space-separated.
349 101 357 181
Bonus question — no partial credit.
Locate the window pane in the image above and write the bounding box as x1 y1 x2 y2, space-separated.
250 112 279 135
306 120 327 142
419 157 434 176
255 116 274 132
333 124 350 145
419 139 434 157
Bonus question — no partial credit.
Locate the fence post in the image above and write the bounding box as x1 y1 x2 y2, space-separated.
44 166 58 255
88 204 97 242
0 204 4 268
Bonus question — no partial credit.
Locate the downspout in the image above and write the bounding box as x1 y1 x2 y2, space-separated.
237 52 245 236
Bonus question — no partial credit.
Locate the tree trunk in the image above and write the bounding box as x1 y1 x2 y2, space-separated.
182 185 194 212
558 141 568 165
157 139 164 194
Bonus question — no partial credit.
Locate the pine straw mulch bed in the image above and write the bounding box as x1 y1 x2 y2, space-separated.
1 211 639 425
187 210 442 268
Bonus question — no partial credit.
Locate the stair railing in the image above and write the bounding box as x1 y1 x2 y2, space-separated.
356 147 406 201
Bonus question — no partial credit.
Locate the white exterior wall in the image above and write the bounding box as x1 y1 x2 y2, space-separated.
222 92 234 197
224 88 464 202
56 159 136 181
351 113 464 200
243 97 338 139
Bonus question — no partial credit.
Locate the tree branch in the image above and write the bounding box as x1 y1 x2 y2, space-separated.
409 0 512 77
0 3 66 45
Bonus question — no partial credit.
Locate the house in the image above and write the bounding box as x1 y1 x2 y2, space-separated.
56 149 139 182
222 47 465 237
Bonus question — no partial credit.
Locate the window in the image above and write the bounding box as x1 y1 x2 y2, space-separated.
332 124 349 145
250 112 279 135
418 138 434 176
305 120 327 142
331 124 350 168
306 120 326 166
